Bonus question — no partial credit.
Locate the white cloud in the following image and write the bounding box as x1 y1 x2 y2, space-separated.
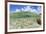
23 6 38 13
21 8 24 11
37 7 39 10
19 6 31 11
10 9 21 13
15 6 38 12
31 9 40 14
15 9 21 12
37 6 41 12
10 11 16 13
15 6 40 14
24 6 31 11
31 9 37 12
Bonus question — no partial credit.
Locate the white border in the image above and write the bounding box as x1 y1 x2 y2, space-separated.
7 2 43 32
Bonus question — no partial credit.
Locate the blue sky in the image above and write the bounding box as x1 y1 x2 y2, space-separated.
10 4 41 14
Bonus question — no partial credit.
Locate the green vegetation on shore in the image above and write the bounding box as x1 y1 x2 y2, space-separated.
10 11 41 29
